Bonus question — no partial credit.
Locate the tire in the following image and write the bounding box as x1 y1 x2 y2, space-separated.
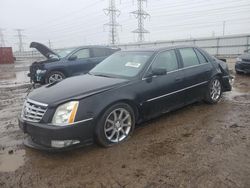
95 103 135 147
45 71 65 84
204 77 222 104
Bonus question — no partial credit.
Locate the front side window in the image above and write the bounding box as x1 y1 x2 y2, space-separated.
152 50 178 72
73 49 90 59
57 48 75 58
90 51 153 78
179 48 200 67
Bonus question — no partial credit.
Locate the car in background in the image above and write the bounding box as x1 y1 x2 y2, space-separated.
235 49 250 74
28 42 120 84
19 46 232 150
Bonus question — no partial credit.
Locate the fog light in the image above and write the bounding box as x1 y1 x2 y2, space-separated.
51 140 80 148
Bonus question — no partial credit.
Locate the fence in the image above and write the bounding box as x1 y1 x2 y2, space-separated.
14 33 250 59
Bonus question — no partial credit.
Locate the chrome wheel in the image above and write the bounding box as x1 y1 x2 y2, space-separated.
210 79 221 101
48 73 63 83
104 108 132 143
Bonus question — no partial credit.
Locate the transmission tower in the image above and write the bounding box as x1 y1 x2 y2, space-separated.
104 0 121 45
131 0 150 42
14 29 25 52
0 28 5 47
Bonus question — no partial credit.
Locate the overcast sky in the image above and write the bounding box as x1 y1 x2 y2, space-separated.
0 0 250 51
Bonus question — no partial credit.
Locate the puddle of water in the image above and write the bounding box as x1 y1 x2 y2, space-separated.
224 87 250 104
0 149 25 172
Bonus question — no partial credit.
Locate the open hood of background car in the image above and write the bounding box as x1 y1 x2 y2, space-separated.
30 42 60 59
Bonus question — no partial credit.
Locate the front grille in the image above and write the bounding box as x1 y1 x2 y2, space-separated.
21 99 48 122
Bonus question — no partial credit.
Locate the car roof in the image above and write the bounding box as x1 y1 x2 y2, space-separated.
74 45 120 50
121 45 199 52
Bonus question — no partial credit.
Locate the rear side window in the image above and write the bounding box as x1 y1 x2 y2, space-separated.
179 48 200 67
152 50 178 72
92 48 107 57
194 48 208 64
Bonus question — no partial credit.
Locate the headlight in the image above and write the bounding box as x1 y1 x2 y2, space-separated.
236 57 242 62
36 69 47 74
52 101 79 126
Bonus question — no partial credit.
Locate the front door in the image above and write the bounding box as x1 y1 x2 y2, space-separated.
140 49 185 119
67 48 93 75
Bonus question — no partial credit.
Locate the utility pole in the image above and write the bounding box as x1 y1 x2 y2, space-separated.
48 40 52 49
0 28 5 47
14 29 25 52
104 0 121 45
222 21 226 36
131 0 150 42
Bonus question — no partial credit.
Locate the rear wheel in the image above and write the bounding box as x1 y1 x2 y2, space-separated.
95 103 135 147
204 77 222 104
45 71 65 84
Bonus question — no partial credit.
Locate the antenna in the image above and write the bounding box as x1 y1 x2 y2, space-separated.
104 0 121 45
131 0 150 42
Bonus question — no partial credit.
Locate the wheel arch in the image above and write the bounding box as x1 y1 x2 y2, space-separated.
46 68 68 77
95 99 141 125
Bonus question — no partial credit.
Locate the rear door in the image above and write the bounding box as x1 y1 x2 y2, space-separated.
177 47 213 104
141 49 185 118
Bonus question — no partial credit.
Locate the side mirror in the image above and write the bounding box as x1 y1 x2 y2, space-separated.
151 68 167 76
68 55 77 61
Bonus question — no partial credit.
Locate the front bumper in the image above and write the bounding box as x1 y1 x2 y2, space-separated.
18 117 94 151
235 62 250 73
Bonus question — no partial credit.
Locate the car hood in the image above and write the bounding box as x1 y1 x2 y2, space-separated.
28 74 129 105
30 42 60 59
239 53 250 61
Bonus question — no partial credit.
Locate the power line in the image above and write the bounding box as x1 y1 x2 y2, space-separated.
0 28 5 47
131 0 150 42
14 29 25 52
104 0 121 45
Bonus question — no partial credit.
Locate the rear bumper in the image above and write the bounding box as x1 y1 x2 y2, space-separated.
18 117 94 151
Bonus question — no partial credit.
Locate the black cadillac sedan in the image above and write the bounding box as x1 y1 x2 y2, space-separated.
19 46 232 150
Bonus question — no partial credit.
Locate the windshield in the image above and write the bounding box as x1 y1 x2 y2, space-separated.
56 48 75 58
90 51 153 78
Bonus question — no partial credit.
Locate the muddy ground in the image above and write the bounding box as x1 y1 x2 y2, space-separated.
0 60 249 188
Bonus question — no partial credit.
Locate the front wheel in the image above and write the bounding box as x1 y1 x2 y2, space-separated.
204 77 222 104
95 103 135 147
45 71 65 84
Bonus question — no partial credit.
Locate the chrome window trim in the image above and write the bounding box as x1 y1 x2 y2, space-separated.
142 48 209 80
142 63 208 80
146 81 208 102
